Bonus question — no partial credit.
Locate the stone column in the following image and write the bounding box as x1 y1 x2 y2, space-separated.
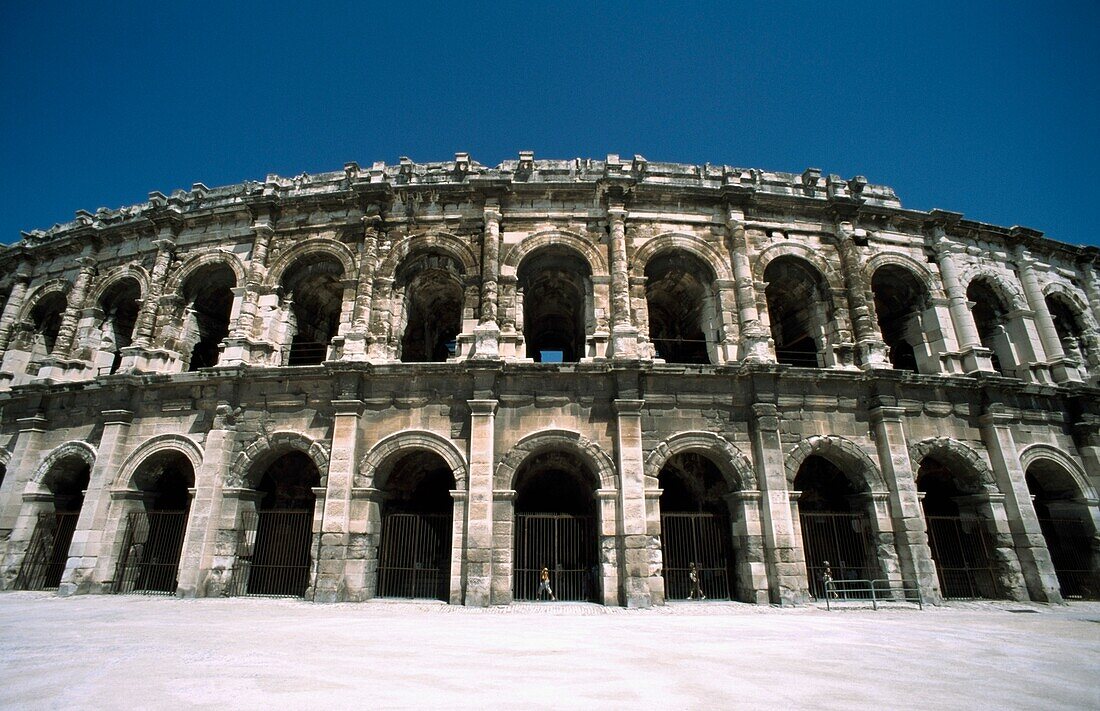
490 489 515 604
1015 247 1077 382
0 270 32 355
58 409 133 596
52 257 97 359
979 407 1063 602
0 414 49 588
342 216 380 361
613 398 652 608
932 232 993 373
132 236 177 348
315 399 362 602
1079 258 1100 328
222 216 274 365
473 204 502 359
726 208 773 361
176 404 237 597
607 205 639 358
835 221 888 368
465 398 497 606
725 490 770 604
868 404 940 602
749 402 809 604
366 277 395 362
596 489 621 605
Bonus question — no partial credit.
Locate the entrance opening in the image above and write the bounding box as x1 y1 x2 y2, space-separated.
518 247 590 363
235 451 319 597
397 253 463 362
765 257 829 367
645 251 716 364
967 279 1012 375
658 452 735 600
182 263 236 370
95 278 141 374
513 450 599 601
113 452 194 595
918 455 1004 599
1026 461 1099 599
28 291 67 365
15 456 90 590
377 450 454 600
794 456 878 598
281 255 344 366
871 265 931 373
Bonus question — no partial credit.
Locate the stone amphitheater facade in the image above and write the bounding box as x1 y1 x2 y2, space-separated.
0 153 1097 607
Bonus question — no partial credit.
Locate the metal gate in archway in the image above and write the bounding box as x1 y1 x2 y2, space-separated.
660 512 734 600
925 515 1002 599
1037 517 1099 600
800 511 878 599
113 511 188 595
514 513 598 602
230 509 314 597
377 512 451 600
15 512 81 590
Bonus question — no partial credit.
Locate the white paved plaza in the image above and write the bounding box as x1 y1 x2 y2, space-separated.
1 592 1097 710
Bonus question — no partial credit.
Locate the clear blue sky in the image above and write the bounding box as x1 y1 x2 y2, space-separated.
2 2 1098 246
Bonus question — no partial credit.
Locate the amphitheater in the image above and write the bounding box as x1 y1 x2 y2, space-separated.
0 153 1096 607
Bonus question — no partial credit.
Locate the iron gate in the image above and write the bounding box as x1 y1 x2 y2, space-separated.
230 509 314 597
15 512 80 590
660 512 734 600
925 515 1002 599
800 511 878 599
377 512 451 600
514 514 597 602
1037 517 1099 600
113 511 188 595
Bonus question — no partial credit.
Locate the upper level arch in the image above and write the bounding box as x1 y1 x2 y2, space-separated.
629 233 732 282
502 228 608 278
864 252 941 301
86 263 149 307
357 430 468 491
264 238 357 289
644 431 756 491
495 429 618 491
961 268 1028 313
379 230 478 282
785 435 886 493
752 241 845 295
164 250 246 296
18 279 72 322
228 431 330 489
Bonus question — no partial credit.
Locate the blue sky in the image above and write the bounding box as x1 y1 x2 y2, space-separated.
2 2 1097 246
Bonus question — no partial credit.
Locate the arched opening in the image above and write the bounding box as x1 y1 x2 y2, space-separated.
513 450 599 601
1045 293 1093 369
1026 460 1099 600
396 253 464 362
15 456 91 590
376 450 455 600
95 278 141 374
645 251 717 364
967 279 1013 375
28 291 67 364
871 265 931 373
794 456 879 598
765 256 830 367
235 451 319 597
113 451 194 595
280 254 344 366
181 263 236 370
658 452 736 600
917 455 1004 599
518 247 591 363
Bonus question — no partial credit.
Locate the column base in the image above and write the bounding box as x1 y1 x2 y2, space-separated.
470 322 501 360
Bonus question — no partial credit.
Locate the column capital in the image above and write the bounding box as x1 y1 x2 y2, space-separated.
607 204 628 220
16 414 48 431
102 409 134 425
332 399 364 416
492 489 517 501
467 398 498 415
613 398 644 414
868 405 906 423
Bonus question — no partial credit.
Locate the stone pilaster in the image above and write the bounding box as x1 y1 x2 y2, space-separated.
749 402 809 604
932 230 993 373
315 399 363 602
868 404 940 602
1080 258 1100 329
472 203 502 359
725 490 770 603
0 269 31 356
366 277 395 362
1015 247 1078 383
132 235 176 348
58 409 133 596
221 213 274 365
176 404 237 597
0 414 49 588
726 208 773 361
835 221 888 368
979 407 1063 602
613 398 652 607
341 216 380 361
51 257 97 359
465 398 497 606
607 205 639 358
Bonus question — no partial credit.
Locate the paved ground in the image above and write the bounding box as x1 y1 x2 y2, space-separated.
1 592 1098 710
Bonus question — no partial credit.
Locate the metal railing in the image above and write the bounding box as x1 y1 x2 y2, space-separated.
661 512 734 600
823 578 923 610
514 513 599 602
15 512 81 590
113 510 188 595
377 512 451 601
229 509 314 598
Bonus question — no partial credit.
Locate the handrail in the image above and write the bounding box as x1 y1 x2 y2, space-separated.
823 578 923 610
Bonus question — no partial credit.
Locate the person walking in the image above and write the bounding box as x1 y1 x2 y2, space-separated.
688 562 705 600
537 566 557 601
